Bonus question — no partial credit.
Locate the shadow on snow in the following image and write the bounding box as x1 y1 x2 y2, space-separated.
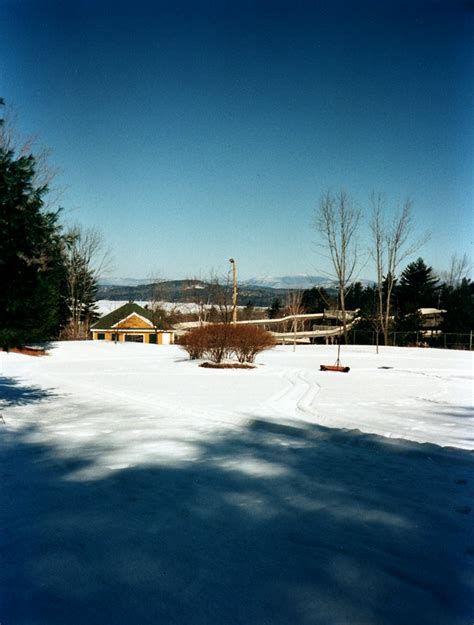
0 376 57 407
1 409 473 625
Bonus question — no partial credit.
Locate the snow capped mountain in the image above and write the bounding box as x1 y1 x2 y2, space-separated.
98 277 153 287
99 275 375 290
245 275 334 289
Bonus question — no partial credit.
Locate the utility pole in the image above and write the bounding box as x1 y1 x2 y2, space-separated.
229 258 238 324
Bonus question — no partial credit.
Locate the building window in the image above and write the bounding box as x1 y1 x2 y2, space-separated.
97 333 105 340
125 334 144 343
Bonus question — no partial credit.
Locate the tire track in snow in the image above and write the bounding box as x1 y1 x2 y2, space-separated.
10 362 247 433
262 367 321 421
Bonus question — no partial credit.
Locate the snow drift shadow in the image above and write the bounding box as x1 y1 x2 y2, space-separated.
0 376 57 406
1 418 473 625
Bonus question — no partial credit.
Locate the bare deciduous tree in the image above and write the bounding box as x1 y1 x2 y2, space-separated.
207 271 235 325
285 290 305 351
439 253 472 288
147 275 178 339
0 103 63 209
63 225 110 339
184 277 213 325
315 190 361 342
369 194 428 346
148 275 167 339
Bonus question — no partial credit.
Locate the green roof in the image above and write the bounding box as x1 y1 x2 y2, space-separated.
91 302 156 330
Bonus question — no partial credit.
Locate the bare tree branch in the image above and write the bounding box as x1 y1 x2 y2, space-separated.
369 195 429 346
314 190 362 341
438 253 472 287
63 225 111 339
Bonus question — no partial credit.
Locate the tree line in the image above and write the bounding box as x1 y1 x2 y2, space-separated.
294 256 473 345
0 100 105 349
309 190 472 346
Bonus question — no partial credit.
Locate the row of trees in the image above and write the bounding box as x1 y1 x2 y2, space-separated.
348 258 472 340
0 100 105 349
313 190 471 345
265 254 472 344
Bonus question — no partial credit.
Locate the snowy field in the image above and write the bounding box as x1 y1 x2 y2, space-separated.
1 342 473 625
96 299 196 314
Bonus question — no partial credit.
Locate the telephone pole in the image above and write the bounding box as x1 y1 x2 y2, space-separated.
229 258 238 324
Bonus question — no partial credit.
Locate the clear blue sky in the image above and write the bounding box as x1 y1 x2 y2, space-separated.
1 0 472 281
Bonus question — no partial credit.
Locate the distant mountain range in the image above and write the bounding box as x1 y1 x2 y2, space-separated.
246 275 334 290
96 275 372 308
98 277 155 287
99 274 373 291
100 275 335 289
97 279 290 307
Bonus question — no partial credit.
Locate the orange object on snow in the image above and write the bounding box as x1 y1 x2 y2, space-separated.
320 364 350 373
320 342 350 373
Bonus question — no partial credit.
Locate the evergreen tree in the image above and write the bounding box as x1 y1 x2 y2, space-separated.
393 258 440 338
352 287 380 345
345 282 370 310
396 258 440 316
267 298 282 319
301 287 331 313
242 301 256 320
440 278 474 334
0 101 66 348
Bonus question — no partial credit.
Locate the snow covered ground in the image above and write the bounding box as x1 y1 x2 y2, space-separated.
1 342 473 625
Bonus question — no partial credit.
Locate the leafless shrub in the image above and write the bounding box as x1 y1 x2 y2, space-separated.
204 324 234 363
180 324 234 362
230 325 276 363
180 326 209 360
181 324 276 364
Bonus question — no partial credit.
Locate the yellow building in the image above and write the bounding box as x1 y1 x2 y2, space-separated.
91 302 174 345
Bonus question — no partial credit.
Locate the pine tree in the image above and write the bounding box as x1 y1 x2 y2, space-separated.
440 278 474 334
301 287 331 313
393 258 440 338
396 258 440 315
0 101 66 349
345 282 367 310
267 298 282 319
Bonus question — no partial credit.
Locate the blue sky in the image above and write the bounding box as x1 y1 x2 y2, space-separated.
1 0 472 280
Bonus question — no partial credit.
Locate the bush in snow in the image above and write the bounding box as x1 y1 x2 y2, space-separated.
180 324 233 362
181 324 275 364
230 325 276 363
180 325 209 360
204 324 235 363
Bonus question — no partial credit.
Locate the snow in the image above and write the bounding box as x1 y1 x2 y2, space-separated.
96 299 201 315
96 300 259 316
1 342 473 624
